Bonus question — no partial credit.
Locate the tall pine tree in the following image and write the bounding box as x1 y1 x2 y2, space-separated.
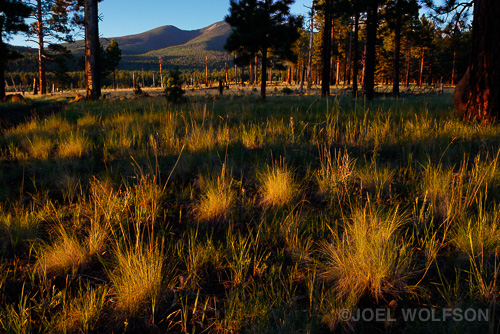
0 0 30 100
26 0 78 95
225 0 303 100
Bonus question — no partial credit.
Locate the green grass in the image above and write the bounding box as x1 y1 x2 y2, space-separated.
0 91 499 332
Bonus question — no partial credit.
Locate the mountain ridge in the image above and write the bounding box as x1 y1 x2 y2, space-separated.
66 21 231 58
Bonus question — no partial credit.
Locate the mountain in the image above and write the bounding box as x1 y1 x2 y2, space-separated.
65 21 232 69
142 21 232 68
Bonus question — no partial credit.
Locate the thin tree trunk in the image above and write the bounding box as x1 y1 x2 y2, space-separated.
37 0 46 95
418 47 424 87
159 57 163 88
250 57 254 85
85 0 100 100
405 40 411 87
205 56 209 86
321 0 332 97
299 60 305 94
261 47 267 100
451 51 456 85
255 54 258 84
347 18 353 86
330 25 335 85
307 0 314 82
336 55 340 86
364 1 378 100
0 58 4 100
393 3 402 97
352 11 360 97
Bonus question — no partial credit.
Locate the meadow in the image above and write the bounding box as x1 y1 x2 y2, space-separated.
0 88 499 333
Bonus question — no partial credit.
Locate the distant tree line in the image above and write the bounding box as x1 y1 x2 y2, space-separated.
1 0 498 121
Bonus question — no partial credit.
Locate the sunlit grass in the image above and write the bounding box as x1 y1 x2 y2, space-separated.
259 159 298 207
0 94 499 333
194 165 235 222
319 206 412 303
108 240 170 319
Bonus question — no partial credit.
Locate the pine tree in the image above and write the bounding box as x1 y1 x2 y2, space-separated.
164 68 185 104
102 39 122 90
225 0 303 100
25 0 77 95
0 0 31 100
384 0 419 96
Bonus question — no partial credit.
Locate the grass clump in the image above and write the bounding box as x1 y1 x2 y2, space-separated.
38 226 90 276
453 204 500 257
27 136 53 160
319 206 412 303
108 240 169 320
57 132 90 159
0 210 40 256
316 147 356 198
57 283 108 333
194 165 235 222
259 160 298 207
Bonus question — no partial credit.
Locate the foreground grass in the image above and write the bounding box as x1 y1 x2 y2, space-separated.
0 93 499 332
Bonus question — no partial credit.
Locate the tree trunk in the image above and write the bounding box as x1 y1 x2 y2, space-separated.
307 0 314 82
336 57 340 86
392 3 402 97
261 47 267 100
255 55 258 84
451 51 456 85
0 59 4 101
321 0 332 97
85 0 100 100
0 19 4 101
364 1 378 100
347 19 353 86
405 40 411 87
456 0 500 122
205 56 209 86
352 11 360 97
37 0 46 95
299 59 305 94
159 57 163 88
418 47 424 87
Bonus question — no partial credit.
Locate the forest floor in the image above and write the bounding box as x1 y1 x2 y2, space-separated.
1 89 498 333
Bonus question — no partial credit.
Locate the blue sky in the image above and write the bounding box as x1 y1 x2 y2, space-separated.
10 0 312 47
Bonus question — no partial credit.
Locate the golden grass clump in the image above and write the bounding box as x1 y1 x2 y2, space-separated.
259 160 297 207
194 167 235 222
27 136 53 160
319 206 411 303
108 241 166 319
38 226 90 275
58 132 90 158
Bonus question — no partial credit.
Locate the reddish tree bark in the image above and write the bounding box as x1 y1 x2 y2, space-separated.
85 0 100 100
456 0 500 122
